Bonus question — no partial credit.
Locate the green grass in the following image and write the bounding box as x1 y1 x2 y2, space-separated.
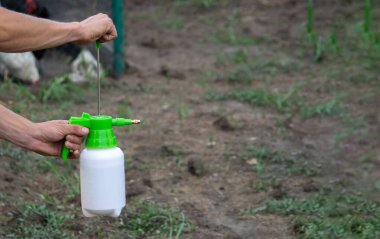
242 146 319 177
220 64 255 84
250 193 380 239
206 87 298 113
207 83 345 119
210 11 256 46
5 202 74 239
39 76 87 103
364 0 372 34
162 145 184 169
214 54 303 84
215 49 249 65
4 198 191 239
300 96 345 118
306 0 314 37
123 200 192 239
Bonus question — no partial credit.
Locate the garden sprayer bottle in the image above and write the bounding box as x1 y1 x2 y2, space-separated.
61 112 140 217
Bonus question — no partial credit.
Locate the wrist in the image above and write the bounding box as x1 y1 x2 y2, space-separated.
66 21 82 43
22 122 41 152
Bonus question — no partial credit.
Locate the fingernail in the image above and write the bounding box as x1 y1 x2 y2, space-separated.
82 127 89 134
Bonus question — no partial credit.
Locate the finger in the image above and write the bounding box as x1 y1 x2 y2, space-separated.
63 124 89 137
56 120 69 124
65 141 81 151
99 21 117 42
65 134 83 144
69 150 80 159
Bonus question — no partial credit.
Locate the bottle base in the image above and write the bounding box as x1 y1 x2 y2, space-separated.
82 207 122 217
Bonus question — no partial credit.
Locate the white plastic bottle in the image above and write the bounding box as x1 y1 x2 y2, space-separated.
80 147 125 217
61 113 140 217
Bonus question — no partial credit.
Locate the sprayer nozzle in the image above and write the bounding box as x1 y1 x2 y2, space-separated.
131 119 141 124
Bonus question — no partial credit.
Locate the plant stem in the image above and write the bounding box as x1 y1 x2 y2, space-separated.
364 0 371 33
307 0 314 35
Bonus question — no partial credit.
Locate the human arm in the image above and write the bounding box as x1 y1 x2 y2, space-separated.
0 7 117 52
0 105 88 159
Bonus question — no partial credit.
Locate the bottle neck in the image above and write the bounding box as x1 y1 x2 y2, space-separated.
85 128 118 149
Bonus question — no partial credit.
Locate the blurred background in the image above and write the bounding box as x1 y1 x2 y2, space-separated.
0 0 379 238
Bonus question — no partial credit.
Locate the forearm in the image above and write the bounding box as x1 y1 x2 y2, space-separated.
0 105 37 150
0 7 81 52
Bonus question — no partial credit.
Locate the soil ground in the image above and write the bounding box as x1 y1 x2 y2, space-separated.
1 0 379 238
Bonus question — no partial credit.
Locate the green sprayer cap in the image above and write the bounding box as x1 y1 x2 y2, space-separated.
61 112 140 160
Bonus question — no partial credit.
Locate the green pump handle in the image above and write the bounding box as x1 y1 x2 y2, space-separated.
61 113 91 161
61 112 140 161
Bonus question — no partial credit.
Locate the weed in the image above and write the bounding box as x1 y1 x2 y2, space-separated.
0 79 37 102
123 200 192 239
306 0 315 41
221 64 255 84
206 87 296 113
313 36 325 62
176 101 191 121
211 11 256 45
251 193 380 238
242 146 319 177
215 48 249 66
162 145 184 170
39 76 85 103
118 99 133 119
5 202 74 239
364 0 372 34
300 95 345 118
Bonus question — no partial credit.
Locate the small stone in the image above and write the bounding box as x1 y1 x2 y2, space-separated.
127 182 146 197
187 156 206 176
247 158 257 165
302 180 319 193
159 65 185 80
213 116 235 131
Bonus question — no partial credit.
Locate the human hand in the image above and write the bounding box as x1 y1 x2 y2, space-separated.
75 13 117 44
30 120 89 159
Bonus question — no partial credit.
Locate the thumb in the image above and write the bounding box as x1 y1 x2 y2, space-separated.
62 124 89 137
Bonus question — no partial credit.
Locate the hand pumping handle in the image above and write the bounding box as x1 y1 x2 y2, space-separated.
61 113 91 161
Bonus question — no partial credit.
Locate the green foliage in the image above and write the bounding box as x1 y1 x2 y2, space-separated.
306 0 314 38
252 193 380 239
207 82 344 119
0 79 37 102
39 76 85 103
6 202 74 239
222 64 254 83
206 87 297 113
300 96 345 118
123 200 192 239
242 146 319 177
364 0 371 34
